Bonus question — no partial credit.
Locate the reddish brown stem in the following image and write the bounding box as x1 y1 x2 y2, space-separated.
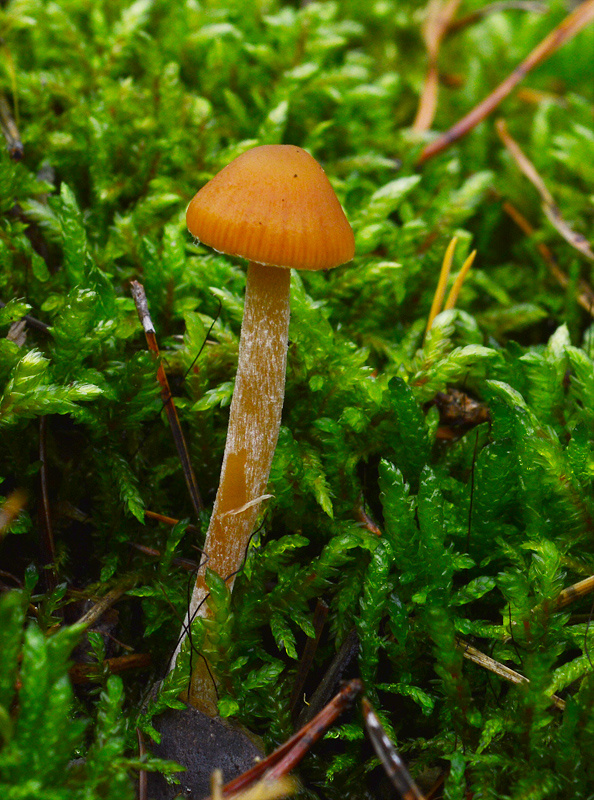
39 417 58 594
214 679 363 800
412 0 462 133
131 280 204 517
69 653 151 684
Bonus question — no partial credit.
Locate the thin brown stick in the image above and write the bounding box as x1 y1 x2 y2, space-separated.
456 637 566 710
69 652 151 684
419 0 594 163
130 541 198 572
554 575 594 610
130 280 204 517
296 627 360 727
75 577 138 628
503 201 594 315
0 301 50 334
144 509 201 536
496 119 594 262
449 1 546 35
413 0 462 132
38 417 58 594
137 728 148 800
213 679 362 800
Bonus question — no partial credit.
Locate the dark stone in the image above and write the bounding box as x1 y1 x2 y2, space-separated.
146 705 264 800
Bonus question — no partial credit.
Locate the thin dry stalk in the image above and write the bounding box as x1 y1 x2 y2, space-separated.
137 728 148 800
503 201 594 315
75 577 138 628
144 509 201 537
0 93 23 160
362 698 426 800
555 575 594 610
419 0 594 163
456 637 566 710
39 416 58 594
449 1 546 35
69 652 151 684
497 118 594 261
130 280 204 517
289 599 328 720
413 0 462 132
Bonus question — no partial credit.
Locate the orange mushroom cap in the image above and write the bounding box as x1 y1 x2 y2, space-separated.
186 145 355 271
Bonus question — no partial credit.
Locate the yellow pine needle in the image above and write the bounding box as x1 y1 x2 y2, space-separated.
444 250 477 310
426 236 457 335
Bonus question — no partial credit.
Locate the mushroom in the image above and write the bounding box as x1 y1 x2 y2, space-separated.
178 145 354 706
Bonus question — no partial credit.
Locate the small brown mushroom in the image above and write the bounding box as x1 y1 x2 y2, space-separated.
177 145 354 706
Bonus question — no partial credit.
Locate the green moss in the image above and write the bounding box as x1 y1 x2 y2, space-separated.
1 0 594 796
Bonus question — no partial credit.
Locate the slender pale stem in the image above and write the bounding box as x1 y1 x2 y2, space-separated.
172 262 291 708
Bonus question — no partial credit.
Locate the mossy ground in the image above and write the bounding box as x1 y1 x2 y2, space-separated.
1 1 594 798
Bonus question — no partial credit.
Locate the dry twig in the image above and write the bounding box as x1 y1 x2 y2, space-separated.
554 574 594 610
75 577 138 628
496 118 594 261
413 0 463 132
456 637 566 710
419 0 594 163
69 652 151 684
202 680 362 800
131 280 204 517
503 201 594 315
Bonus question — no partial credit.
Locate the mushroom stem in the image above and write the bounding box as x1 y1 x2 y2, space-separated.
174 262 291 703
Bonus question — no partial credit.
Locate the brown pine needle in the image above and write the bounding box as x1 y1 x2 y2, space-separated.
69 653 151 684
496 119 554 202
456 637 566 711
443 250 477 310
75 577 139 628
207 681 361 800
426 236 458 334
419 0 594 163
131 280 204 517
449 1 546 35
496 118 594 262
143 509 201 536
503 201 594 315
413 0 463 132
